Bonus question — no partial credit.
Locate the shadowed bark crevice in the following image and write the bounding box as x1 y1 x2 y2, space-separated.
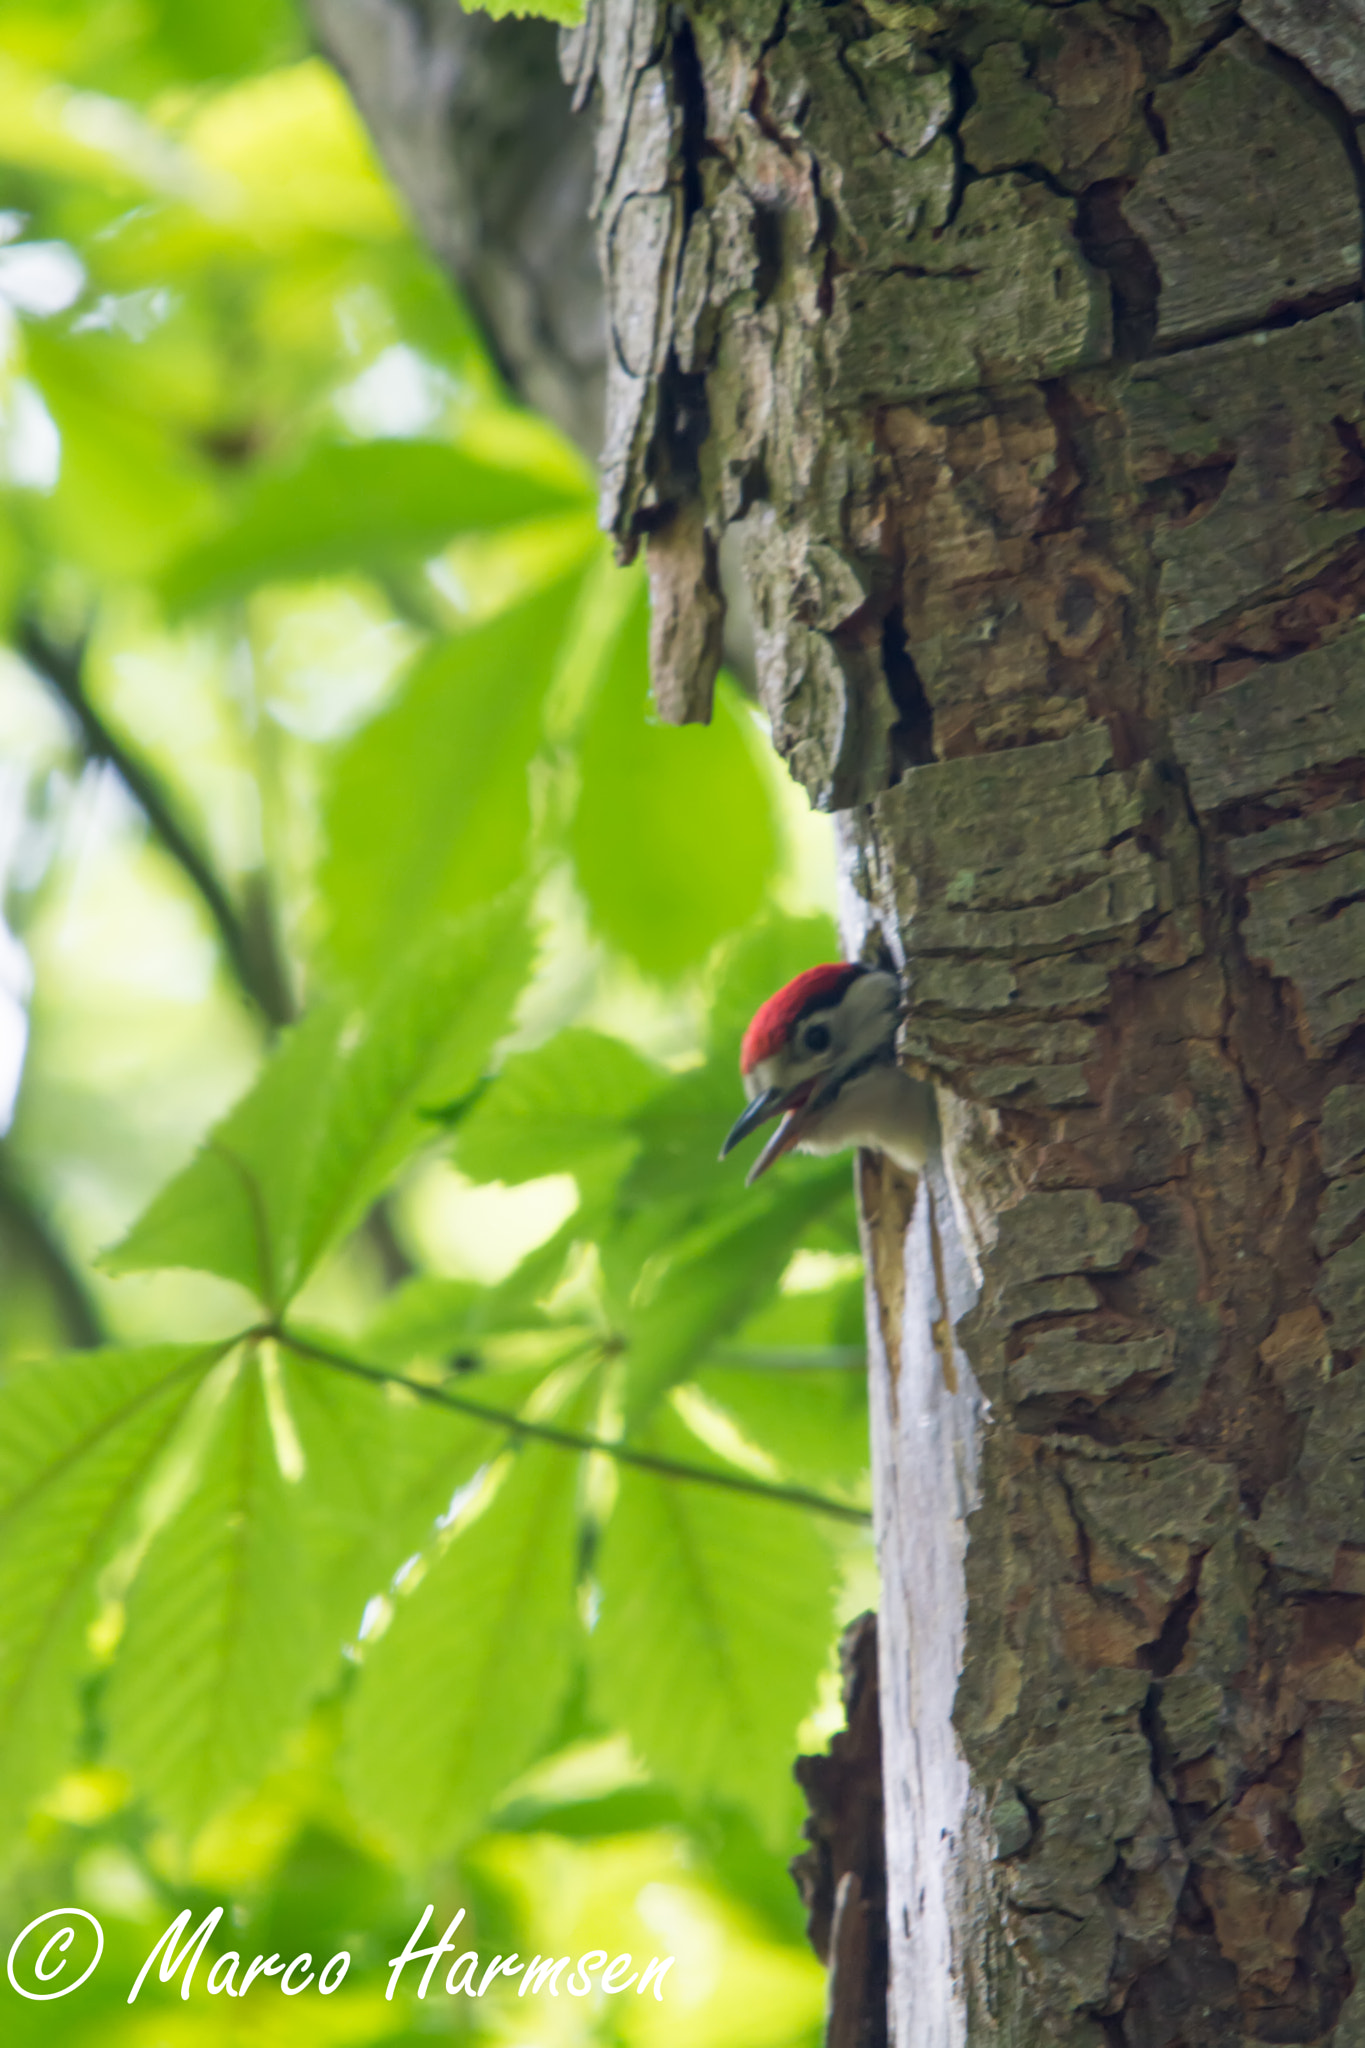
792 1613 889 2048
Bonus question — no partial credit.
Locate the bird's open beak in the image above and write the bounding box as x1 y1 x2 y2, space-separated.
719 1086 786 1159
720 1083 820 1185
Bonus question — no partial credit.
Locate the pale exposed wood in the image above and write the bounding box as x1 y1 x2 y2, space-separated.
861 1154 982 2048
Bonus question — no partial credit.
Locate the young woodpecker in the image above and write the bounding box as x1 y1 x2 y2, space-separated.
720 963 936 1185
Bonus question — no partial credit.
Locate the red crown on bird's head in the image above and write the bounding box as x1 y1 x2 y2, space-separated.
740 963 865 1074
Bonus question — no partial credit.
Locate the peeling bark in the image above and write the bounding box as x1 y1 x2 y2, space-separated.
569 0 1365 2041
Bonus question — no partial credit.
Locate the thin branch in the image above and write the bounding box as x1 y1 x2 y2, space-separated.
19 622 295 1027
276 1325 873 1526
0 1148 103 1348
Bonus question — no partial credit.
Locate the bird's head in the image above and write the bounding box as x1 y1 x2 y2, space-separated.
720 963 902 1184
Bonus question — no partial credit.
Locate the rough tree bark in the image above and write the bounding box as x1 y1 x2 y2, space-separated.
312 1 1365 2043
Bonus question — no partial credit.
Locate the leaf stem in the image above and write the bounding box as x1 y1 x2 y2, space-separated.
274 1325 872 1526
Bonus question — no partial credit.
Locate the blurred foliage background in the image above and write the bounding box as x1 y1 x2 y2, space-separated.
0 0 874 2041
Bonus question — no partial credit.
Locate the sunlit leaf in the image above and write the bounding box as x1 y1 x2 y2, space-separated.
469 0 584 23
270 1349 550 1649
321 576 584 987
624 1059 746 1206
104 1351 324 1832
0 52 182 190
452 1027 665 1196
693 1364 870 1492
363 1224 590 1368
26 326 221 577
184 59 403 243
344 1384 593 1857
619 1164 850 1421
161 439 586 612
104 902 533 1305
591 1410 837 1842
146 0 305 87
569 584 779 979
726 1271 867 1355
0 1344 223 1834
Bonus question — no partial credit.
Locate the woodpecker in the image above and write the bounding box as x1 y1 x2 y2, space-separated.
720 963 936 1185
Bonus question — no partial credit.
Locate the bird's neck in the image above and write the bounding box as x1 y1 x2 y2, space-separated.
800 1062 935 1173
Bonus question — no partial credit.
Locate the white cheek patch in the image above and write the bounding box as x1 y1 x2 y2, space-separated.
745 1056 782 1101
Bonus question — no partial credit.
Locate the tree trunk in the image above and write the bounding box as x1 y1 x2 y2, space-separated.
566 0 1365 2042
316 0 1365 2037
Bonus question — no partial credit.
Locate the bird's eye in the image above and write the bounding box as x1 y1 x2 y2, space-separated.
805 1022 831 1053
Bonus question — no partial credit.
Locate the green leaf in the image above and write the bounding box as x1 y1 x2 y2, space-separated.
104 903 533 1307
363 1278 490 1365
145 0 303 83
693 1365 870 1491
730 1272 867 1353
569 584 779 980
343 1386 592 1857
619 1164 851 1421
321 577 583 988
160 439 587 612
25 327 222 580
591 1410 837 1842
452 1028 665 1193
103 1351 325 1833
624 1058 748 1206
0 1344 222 1832
363 1253 590 1369
469 0 583 22
274 1350 550 1647
101 1005 338 1304
293 909 533 1279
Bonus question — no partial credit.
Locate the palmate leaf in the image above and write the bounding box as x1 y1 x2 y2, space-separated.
343 1380 594 1858
103 902 533 1308
321 573 587 988
0 1344 223 1834
102 1344 564 1838
590 1409 838 1844
160 439 588 613
104 1352 322 1834
569 584 779 980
